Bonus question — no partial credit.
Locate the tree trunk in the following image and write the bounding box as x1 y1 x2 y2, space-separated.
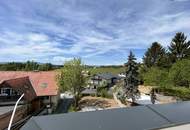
74 95 79 109
132 96 135 103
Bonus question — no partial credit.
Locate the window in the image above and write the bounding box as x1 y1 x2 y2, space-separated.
12 90 18 95
0 88 19 96
0 88 11 96
41 96 49 100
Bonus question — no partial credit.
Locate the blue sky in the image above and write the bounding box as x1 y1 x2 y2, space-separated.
0 0 190 65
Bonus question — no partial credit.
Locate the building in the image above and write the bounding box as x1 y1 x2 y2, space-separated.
0 71 59 129
21 101 190 130
91 73 119 89
0 71 59 111
82 73 120 95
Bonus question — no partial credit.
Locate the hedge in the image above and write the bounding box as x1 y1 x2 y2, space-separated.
154 86 190 100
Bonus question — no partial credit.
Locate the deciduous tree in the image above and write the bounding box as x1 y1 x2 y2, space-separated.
169 59 190 87
57 58 86 109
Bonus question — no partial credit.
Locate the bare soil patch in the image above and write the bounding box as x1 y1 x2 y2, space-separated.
79 96 119 109
138 85 153 94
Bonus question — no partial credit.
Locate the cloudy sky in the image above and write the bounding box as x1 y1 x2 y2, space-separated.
0 0 190 65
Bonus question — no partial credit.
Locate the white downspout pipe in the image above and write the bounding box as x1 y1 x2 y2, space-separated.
8 93 24 130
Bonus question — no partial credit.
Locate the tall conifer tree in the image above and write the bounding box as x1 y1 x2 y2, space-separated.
125 51 140 102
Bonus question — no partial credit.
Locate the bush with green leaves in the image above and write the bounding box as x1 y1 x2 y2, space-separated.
154 85 190 100
168 59 190 87
97 87 113 99
68 105 77 112
143 67 168 86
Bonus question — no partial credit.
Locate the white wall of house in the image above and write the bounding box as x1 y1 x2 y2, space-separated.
51 95 59 106
42 95 59 106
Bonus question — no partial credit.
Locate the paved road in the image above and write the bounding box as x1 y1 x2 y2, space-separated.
54 98 74 114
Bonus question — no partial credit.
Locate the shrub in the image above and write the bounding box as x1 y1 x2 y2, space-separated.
154 85 190 100
168 59 190 87
97 87 113 99
68 105 77 112
143 67 168 86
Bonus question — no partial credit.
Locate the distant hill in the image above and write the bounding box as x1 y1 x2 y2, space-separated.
0 61 63 71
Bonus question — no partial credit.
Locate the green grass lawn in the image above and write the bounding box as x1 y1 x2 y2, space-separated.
86 66 125 75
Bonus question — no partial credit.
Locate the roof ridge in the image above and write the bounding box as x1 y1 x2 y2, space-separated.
31 118 43 130
146 105 174 124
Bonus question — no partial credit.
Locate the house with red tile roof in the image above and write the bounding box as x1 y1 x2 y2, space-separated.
0 71 59 112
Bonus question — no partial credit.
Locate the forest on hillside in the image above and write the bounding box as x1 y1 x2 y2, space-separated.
0 61 59 71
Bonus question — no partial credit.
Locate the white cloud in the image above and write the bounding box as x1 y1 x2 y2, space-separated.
52 56 73 65
27 33 49 42
0 0 190 65
172 0 190 2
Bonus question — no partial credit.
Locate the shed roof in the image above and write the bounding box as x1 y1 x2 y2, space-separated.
81 89 96 95
21 101 190 130
96 73 119 80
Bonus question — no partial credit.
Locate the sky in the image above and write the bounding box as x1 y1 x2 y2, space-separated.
0 0 190 65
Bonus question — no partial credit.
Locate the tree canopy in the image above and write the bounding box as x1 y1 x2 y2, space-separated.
141 32 190 100
169 59 190 87
124 51 140 102
169 32 190 62
57 58 86 108
0 61 54 71
143 42 167 67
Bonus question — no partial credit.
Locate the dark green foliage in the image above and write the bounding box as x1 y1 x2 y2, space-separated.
87 66 125 75
169 32 190 62
124 51 140 102
38 63 53 71
143 42 168 68
143 59 190 88
24 61 39 71
0 62 25 71
68 104 77 112
143 59 190 100
168 59 190 87
154 86 190 100
143 67 168 86
142 32 190 90
97 87 113 99
0 61 53 71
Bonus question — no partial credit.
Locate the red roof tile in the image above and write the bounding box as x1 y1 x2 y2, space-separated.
0 71 58 97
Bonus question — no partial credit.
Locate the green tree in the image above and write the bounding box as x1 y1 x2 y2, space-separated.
24 61 39 71
169 32 190 62
57 58 86 109
143 42 167 67
38 63 53 71
0 61 54 71
169 59 190 87
124 51 140 102
143 67 168 86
